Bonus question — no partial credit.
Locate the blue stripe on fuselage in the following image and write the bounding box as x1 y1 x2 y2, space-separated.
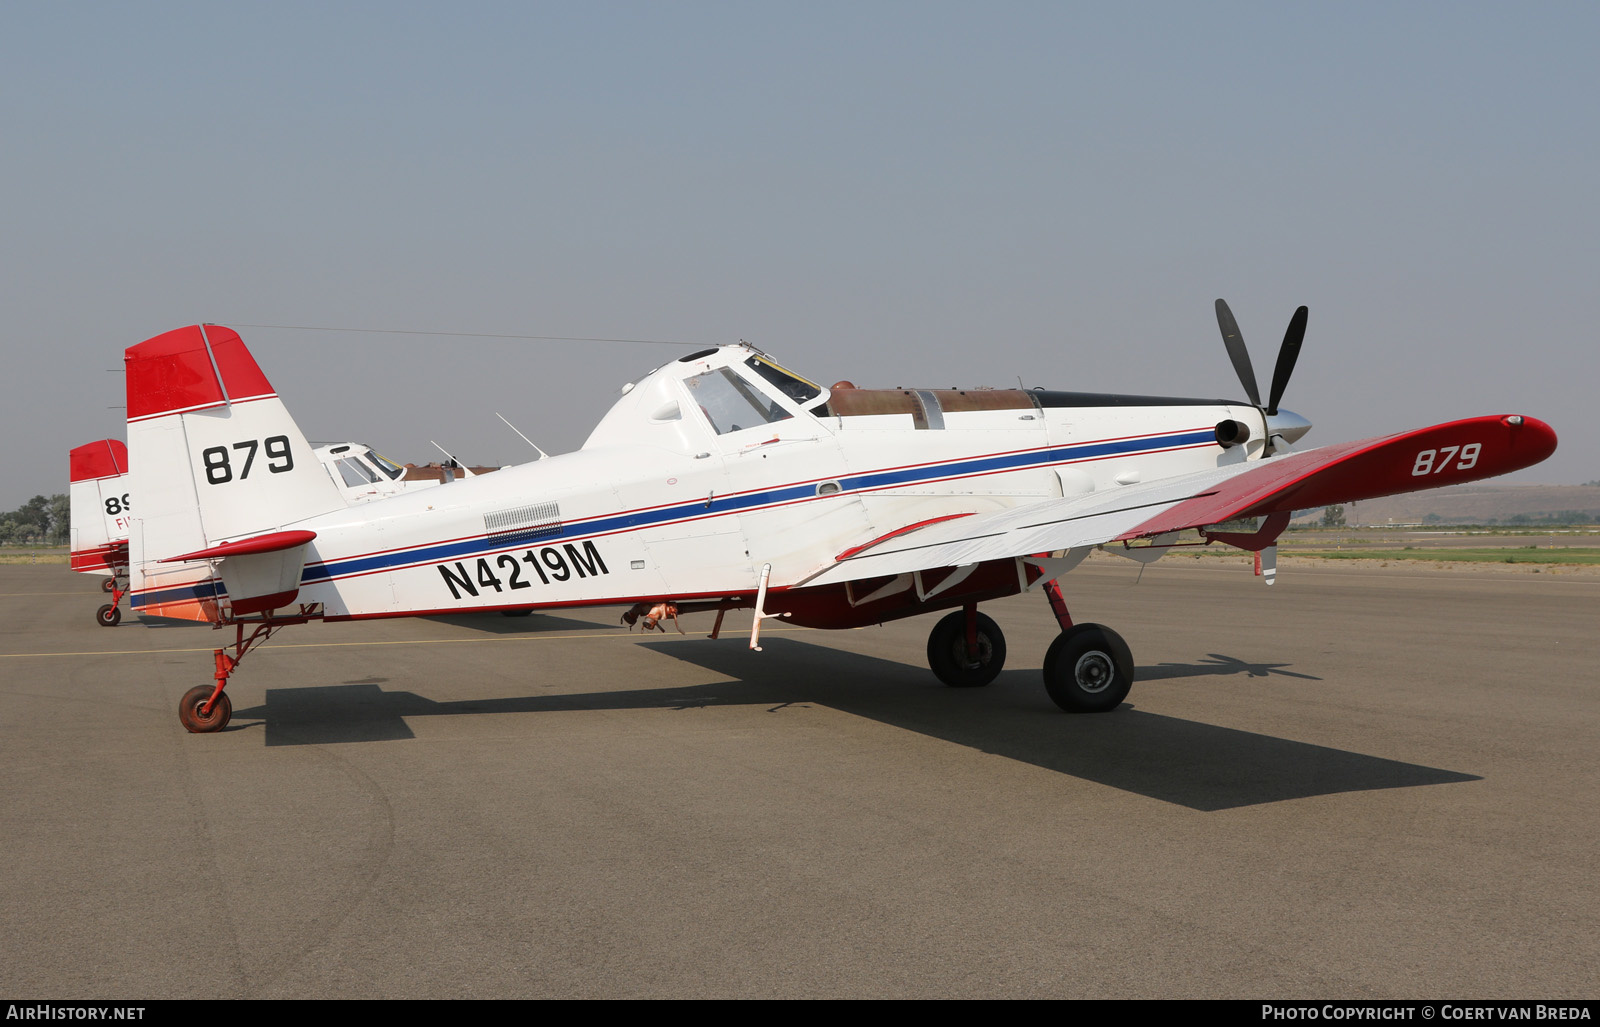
133 429 1215 608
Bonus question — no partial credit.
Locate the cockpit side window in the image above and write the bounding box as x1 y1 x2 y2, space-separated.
745 355 822 405
685 368 793 435
336 457 380 487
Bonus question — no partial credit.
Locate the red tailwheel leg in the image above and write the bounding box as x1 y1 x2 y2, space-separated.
177 617 304 733
95 581 126 627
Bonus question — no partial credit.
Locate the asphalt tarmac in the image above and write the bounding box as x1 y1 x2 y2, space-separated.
2 558 1595 999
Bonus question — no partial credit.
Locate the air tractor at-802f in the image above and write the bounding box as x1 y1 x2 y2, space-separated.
108 303 1555 732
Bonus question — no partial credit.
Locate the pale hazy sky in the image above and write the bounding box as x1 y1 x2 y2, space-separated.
3 1 1595 510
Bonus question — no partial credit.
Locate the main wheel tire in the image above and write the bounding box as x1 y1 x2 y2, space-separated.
178 685 232 733
1043 623 1133 713
926 610 1007 688
96 603 121 627
101 577 116 593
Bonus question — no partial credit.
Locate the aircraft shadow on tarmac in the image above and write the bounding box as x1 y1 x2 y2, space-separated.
235 636 1475 810
418 611 609 634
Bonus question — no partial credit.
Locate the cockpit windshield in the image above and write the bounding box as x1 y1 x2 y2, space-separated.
745 355 821 405
685 367 793 435
365 449 407 480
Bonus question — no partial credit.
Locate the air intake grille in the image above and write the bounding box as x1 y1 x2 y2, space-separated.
484 502 562 542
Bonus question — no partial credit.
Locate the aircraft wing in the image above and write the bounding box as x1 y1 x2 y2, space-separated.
795 414 1557 588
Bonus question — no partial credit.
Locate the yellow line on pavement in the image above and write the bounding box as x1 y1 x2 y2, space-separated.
0 625 815 660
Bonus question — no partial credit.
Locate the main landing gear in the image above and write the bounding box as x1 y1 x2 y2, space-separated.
926 607 1007 687
1042 623 1133 713
923 582 1134 713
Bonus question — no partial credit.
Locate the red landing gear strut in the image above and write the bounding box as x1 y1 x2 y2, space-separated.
925 602 1008 688
177 617 305 733
1037 577 1134 714
1041 579 1074 632
96 566 129 627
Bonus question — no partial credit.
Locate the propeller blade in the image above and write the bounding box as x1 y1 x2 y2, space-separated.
1266 305 1308 415
1215 298 1261 408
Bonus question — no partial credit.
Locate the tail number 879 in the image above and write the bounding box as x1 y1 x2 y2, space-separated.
202 436 294 485
1412 443 1480 476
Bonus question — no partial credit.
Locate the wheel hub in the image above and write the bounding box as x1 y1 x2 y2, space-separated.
1073 650 1114 693
958 636 992 670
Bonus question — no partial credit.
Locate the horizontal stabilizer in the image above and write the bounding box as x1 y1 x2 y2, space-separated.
158 529 319 617
161 529 318 564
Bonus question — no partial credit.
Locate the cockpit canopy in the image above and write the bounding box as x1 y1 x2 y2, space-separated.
312 443 432 502
582 345 829 452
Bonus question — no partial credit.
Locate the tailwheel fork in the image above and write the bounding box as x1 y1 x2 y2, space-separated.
95 577 128 628
177 620 288 733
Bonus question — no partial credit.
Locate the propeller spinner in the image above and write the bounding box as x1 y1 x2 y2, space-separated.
1214 299 1312 454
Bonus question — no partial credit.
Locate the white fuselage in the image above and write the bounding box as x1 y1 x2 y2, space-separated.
280 347 1260 620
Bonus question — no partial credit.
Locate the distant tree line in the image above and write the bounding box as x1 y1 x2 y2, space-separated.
1499 510 1600 525
1291 505 1598 528
0 494 70 545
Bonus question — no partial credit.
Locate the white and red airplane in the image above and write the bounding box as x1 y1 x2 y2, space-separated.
68 439 133 625
113 307 1557 733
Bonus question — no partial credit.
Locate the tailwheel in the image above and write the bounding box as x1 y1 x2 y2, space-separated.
927 609 1007 688
95 603 121 627
178 685 232 733
1043 623 1133 713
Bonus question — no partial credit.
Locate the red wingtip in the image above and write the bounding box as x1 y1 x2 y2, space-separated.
69 439 129 483
1510 415 1559 465
125 325 275 422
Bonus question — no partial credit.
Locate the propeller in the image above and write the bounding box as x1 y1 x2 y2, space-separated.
1214 299 1261 409
1266 305 1307 415
1213 299 1311 453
